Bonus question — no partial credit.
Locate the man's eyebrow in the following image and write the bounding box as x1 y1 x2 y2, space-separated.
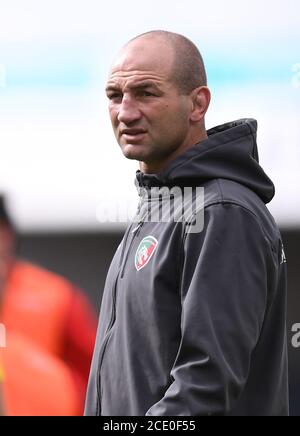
105 84 120 93
128 81 161 90
105 81 161 93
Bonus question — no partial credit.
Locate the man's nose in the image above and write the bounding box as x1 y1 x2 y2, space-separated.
117 96 142 124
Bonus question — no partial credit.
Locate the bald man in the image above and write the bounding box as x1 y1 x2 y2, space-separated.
85 31 289 416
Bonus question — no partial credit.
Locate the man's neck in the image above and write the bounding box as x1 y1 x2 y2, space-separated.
139 130 208 175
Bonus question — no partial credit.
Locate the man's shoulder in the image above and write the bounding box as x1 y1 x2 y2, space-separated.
203 178 261 207
201 178 281 243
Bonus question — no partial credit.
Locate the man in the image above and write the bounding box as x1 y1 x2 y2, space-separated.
0 195 97 414
85 31 289 416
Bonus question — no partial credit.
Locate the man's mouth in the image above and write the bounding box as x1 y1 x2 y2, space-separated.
121 129 147 142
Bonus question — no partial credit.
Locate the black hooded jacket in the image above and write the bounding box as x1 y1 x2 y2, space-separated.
85 119 289 416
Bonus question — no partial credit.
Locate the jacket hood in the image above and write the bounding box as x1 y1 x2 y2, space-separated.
136 119 275 204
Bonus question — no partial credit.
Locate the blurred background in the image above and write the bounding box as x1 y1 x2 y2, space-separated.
0 0 299 415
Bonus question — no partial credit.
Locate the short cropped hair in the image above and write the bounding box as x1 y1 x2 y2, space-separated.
129 30 207 94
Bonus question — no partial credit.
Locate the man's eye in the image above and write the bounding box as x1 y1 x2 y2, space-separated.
107 93 122 101
139 91 155 97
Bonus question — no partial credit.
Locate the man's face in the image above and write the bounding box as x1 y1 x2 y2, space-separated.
0 224 15 296
106 37 193 169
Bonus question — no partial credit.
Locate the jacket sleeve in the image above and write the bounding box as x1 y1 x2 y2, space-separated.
146 203 272 416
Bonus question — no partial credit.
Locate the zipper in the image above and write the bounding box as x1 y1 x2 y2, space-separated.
96 272 120 415
119 194 162 279
119 225 134 269
95 221 142 414
120 220 144 279
95 202 147 414
96 326 114 415
105 275 119 334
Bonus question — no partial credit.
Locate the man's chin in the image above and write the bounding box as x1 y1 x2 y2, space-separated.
121 143 150 162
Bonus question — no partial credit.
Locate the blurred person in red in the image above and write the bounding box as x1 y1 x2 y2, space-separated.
0 350 5 416
0 195 97 415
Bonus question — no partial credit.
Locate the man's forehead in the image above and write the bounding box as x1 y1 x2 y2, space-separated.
109 37 174 78
106 70 166 89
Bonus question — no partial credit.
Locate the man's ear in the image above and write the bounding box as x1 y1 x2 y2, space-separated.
190 86 211 123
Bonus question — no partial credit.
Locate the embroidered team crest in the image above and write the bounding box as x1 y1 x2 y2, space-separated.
135 236 158 271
